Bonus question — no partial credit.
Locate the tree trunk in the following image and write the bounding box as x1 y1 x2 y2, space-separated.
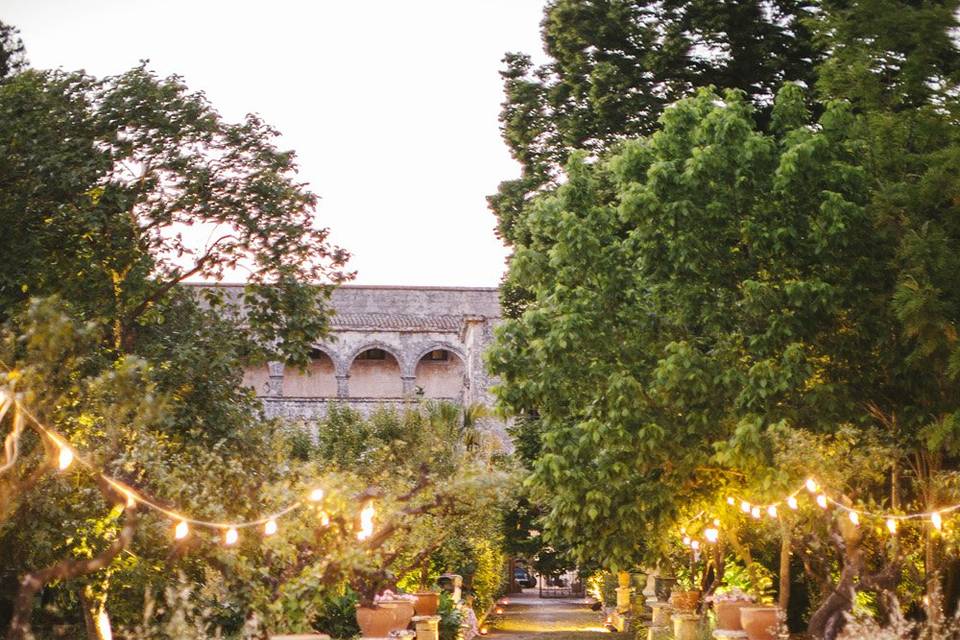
779 524 791 612
79 586 112 640
6 501 136 640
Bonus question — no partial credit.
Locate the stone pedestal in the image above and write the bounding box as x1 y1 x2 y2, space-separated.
649 602 672 627
713 631 748 639
671 614 701 640
645 626 670 640
642 571 657 600
412 615 441 640
615 586 633 613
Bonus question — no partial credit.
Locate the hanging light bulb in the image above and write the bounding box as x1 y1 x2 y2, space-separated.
125 493 137 509
224 527 239 545
816 494 828 509
806 478 818 493
727 497 735 506
886 518 898 534
932 512 943 532
320 511 330 527
691 540 700 550
787 496 799 510
58 445 74 471
682 535 691 546
741 500 751 513
751 506 761 519
767 505 778 518
358 501 375 540
174 520 189 540
713 518 721 526
705 528 719 543
849 511 860 526
309 488 325 502
264 519 278 536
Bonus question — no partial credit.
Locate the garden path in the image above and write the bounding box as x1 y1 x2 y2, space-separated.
483 591 627 640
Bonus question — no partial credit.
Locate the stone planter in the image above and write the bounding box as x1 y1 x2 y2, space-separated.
715 600 752 630
414 592 439 616
669 589 700 612
740 606 780 640
653 576 677 602
671 613 700 640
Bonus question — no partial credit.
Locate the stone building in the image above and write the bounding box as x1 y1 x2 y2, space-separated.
240 285 502 421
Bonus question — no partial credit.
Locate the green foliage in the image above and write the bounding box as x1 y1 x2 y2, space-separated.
311 590 360 639
437 591 464 640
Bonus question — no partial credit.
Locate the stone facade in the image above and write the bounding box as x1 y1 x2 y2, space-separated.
237 286 502 424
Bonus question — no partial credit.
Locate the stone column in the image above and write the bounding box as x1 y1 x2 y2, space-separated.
266 361 284 397
412 616 440 640
401 375 417 397
335 374 350 398
616 571 633 613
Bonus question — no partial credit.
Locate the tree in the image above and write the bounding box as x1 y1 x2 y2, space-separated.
490 0 822 251
0 21 26 82
0 56 351 637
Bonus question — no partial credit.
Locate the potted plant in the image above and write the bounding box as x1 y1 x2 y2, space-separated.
740 605 780 640
355 590 417 637
708 587 755 631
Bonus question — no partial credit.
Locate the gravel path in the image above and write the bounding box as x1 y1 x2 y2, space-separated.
484 592 629 640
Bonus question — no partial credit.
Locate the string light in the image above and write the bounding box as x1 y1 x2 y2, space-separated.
691 540 700 550
887 518 898 534
175 520 189 540
682 535 691 546
849 511 860 526
751 506 761 519
767 505 778 518
788 496 799 510
264 519 278 536
727 497 735 506
224 527 239 545
741 500 751 513
817 494 828 509
932 512 943 532
358 500 375 540
806 478 819 493
309 488 325 502
705 527 719 543
320 511 330 527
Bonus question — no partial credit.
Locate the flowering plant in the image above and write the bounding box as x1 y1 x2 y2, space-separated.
705 587 755 603
374 590 419 603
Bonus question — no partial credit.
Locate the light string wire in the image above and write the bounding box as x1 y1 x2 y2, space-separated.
0 388 343 539
678 476 960 548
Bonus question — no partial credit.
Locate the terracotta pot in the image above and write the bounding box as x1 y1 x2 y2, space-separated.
414 592 439 616
387 600 416 630
654 576 677 602
669 589 701 612
714 600 751 630
740 606 780 640
356 606 396 638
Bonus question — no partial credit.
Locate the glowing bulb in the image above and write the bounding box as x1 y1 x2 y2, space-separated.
224 527 239 545
751 506 761 519
817 494 828 509
691 540 700 550
309 488 325 502
713 518 721 526
727 497 735 505
932 512 943 531
849 511 859 526
358 501 375 540
320 511 330 527
682 535 691 546
174 520 189 539
886 518 898 534
264 519 278 536
767 505 778 518
125 493 136 509
741 500 751 513
58 446 74 471
806 478 818 493
787 496 798 510
705 527 719 543
495 607 504 614
480 627 488 636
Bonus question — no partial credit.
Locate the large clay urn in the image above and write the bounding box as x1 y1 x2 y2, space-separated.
355 606 397 638
715 600 751 630
740 606 780 640
388 600 416 630
653 576 677 602
414 592 439 616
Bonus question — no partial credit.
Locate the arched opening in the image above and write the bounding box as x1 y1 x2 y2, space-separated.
414 348 465 399
283 349 337 398
349 347 403 398
241 364 271 396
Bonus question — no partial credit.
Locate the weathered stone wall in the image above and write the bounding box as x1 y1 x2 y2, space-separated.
227 286 503 436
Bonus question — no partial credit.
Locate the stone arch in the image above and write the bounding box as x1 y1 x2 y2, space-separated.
412 343 467 400
284 346 338 398
346 342 405 398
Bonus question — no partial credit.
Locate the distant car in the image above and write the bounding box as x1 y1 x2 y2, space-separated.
514 567 537 588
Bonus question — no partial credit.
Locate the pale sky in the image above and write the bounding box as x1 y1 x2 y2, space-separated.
4 0 548 287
